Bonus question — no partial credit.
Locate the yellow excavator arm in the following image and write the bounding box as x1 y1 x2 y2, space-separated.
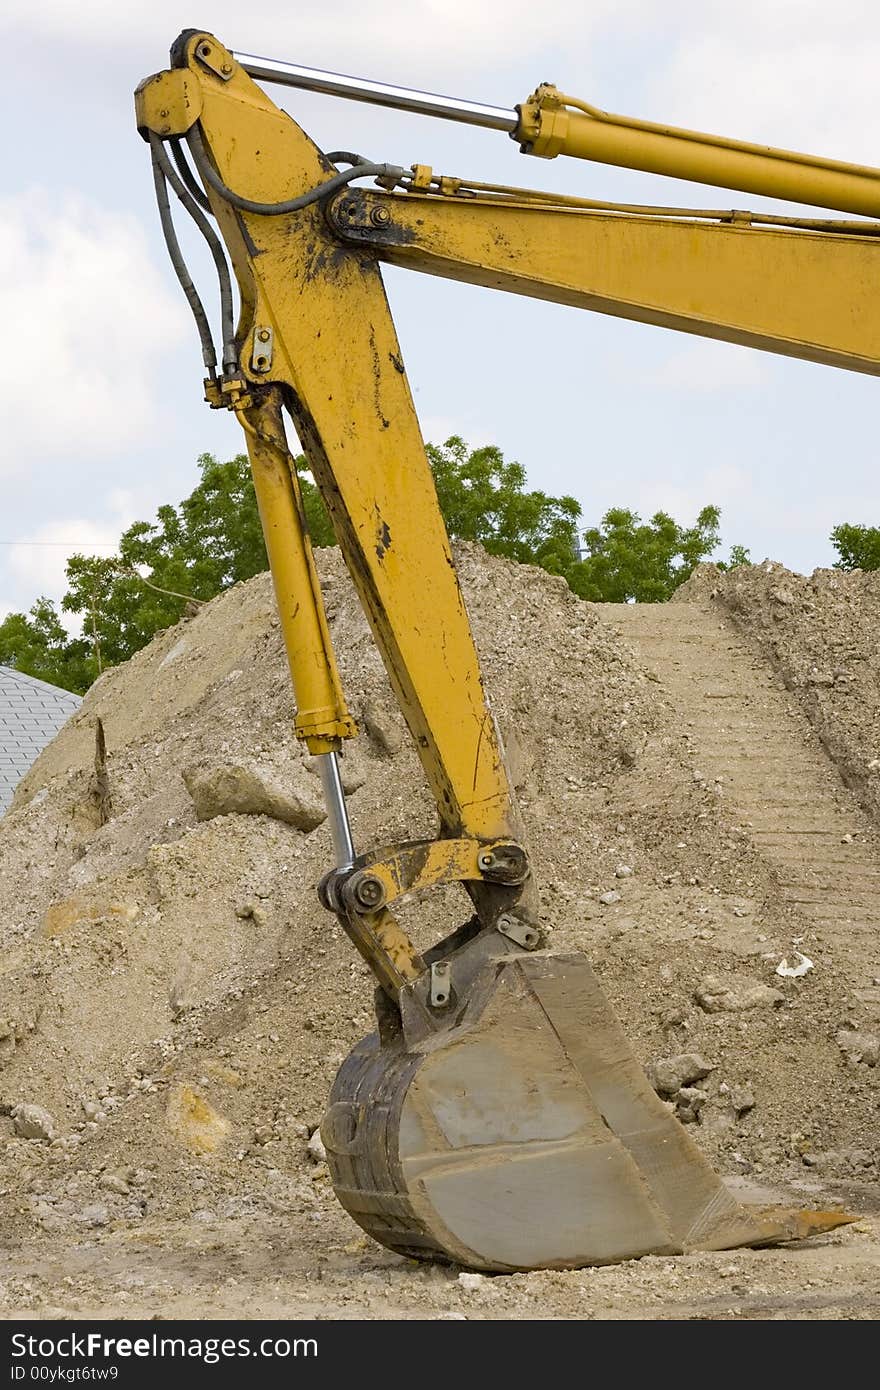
134 31 860 1270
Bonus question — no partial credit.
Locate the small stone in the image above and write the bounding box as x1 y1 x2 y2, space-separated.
80 1203 109 1228
599 890 621 906
307 1129 327 1162
615 864 633 879
235 901 268 928
695 974 785 1013
648 1053 713 1096
11 1104 57 1141
100 1173 131 1196
676 1087 708 1123
80 1099 101 1120
841 834 854 845
728 1085 756 1117
254 1125 274 1146
660 1004 689 1030
836 1029 879 1067
770 585 794 607
457 1272 487 1291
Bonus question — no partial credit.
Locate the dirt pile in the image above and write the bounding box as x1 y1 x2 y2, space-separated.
678 560 880 823
0 545 876 1263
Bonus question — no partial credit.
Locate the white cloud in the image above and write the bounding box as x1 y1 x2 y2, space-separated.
0 2 621 79
630 464 751 523
641 340 765 392
637 4 880 163
0 190 186 477
5 496 136 615
419 414 498 448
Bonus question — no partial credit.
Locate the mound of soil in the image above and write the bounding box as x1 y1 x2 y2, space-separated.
0 546 876 1279
678 560 880 824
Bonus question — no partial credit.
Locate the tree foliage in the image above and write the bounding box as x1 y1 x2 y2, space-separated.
426 436 582 574
0 598 92 693
565 505 725 603
0 437 740 695
830 523 880 572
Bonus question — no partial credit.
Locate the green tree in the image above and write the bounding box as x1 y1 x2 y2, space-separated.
62 452 334 672
426 436 581 573
0 438 743 695
566 505 723 602
0 598 92 692
721 543 752 570
830 523 880 571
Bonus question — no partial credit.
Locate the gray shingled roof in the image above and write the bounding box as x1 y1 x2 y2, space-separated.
0 666 81 813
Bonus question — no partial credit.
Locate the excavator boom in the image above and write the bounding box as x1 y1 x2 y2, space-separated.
135 31 858 1269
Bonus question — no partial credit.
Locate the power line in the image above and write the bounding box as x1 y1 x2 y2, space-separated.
0 540 119 546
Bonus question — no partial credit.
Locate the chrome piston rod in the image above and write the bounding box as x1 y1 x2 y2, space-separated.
232 51 518 133
316 751 356 871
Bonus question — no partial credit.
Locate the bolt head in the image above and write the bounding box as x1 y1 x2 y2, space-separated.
353 874 385 909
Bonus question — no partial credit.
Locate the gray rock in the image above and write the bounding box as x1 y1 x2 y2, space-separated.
599 890 622 906
836 1029 879 1066
235 901 268 928
307 1129 327 1162
729 1085 756 1116
182 761 326 831
12 1104 56 1141
80 1204 109 1228
100 1172 131 1196
648 1053 713 1096
695 974 785 1013
676 1087 708 1123
615 864 633 879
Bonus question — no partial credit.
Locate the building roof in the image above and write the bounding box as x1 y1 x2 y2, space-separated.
0 666 81 813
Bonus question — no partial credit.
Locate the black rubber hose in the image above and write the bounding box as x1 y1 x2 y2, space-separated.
150 134 237 372
170 137 212 213
187 125 404 216
149 140 217 374
325 151 371 167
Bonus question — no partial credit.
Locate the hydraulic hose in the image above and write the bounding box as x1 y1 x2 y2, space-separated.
150 133 237 371
149 136 217 375
187 125 404 216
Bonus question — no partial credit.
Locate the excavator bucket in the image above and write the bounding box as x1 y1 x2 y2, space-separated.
323 933 850 1270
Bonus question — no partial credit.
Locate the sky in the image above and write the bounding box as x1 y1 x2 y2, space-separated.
2 1 879 622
